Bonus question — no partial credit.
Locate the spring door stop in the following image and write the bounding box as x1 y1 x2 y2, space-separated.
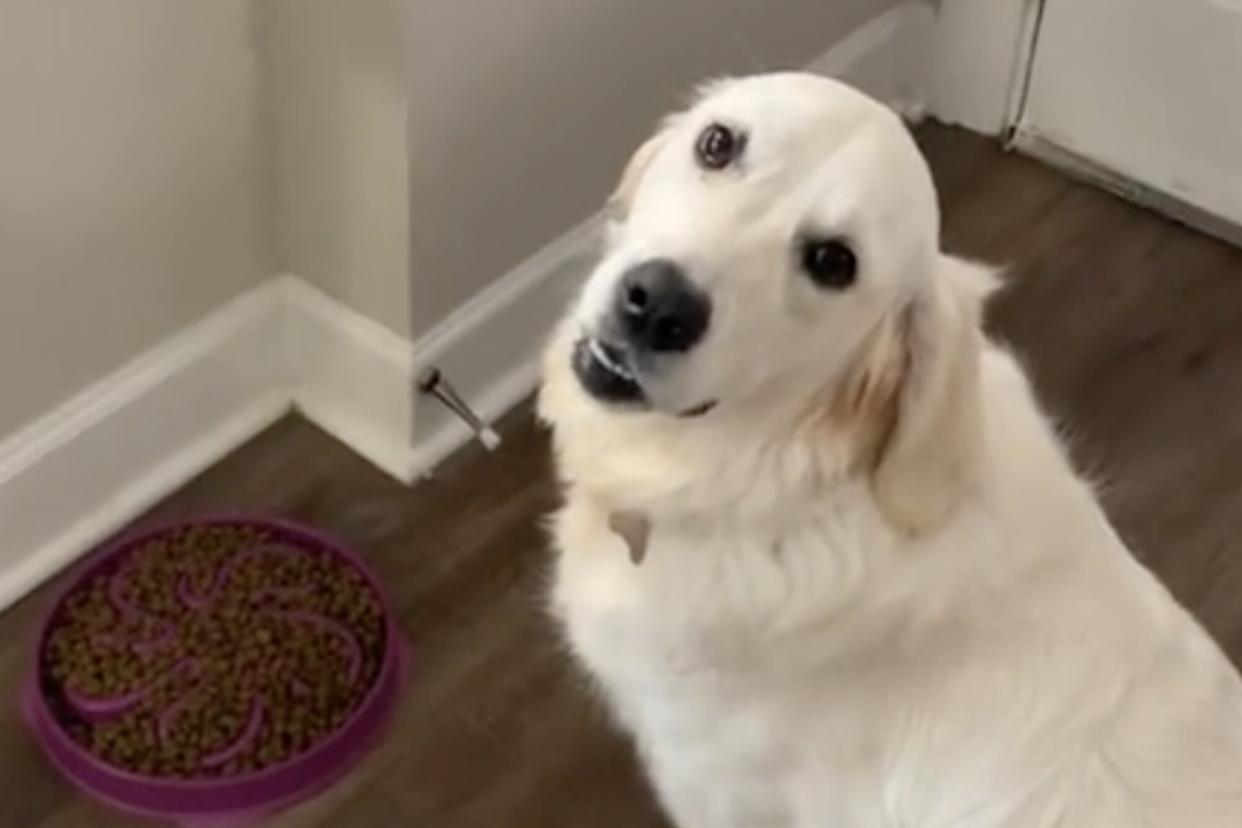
416 367 503 451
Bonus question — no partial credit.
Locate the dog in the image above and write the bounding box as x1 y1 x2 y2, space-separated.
538 73 1242 827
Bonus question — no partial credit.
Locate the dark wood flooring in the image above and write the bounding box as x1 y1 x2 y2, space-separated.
4 124 1242 826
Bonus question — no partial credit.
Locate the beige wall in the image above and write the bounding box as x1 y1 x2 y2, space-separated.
0 0 273 439
267 0 411 337
407 0 898 336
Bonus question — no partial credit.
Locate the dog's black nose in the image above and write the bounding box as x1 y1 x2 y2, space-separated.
617 259 711 353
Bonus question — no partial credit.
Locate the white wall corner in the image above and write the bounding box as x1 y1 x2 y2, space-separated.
802 0 1041 136
928 0 1041 135
279 275 418 483
805 1 938 123
0 273 423 610
272 212 600 484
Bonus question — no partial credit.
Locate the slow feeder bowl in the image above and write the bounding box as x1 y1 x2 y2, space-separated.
23 517 404 827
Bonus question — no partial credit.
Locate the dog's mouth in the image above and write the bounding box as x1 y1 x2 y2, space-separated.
572 337 717 417
573 337 646 406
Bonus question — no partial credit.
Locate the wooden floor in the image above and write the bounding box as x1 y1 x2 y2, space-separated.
5 124 1242 827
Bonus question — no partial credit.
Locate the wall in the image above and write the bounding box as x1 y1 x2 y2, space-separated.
0 0 273 440
407 0 899 336
930 0 1034 135
1021 0 1242 229
266 0 412 338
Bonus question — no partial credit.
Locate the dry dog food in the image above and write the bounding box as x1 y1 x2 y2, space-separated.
40 525 386 778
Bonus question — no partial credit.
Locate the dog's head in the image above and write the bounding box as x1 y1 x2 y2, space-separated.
542 74 993 533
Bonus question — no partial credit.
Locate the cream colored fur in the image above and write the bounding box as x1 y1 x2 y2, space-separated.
540 74 1242 827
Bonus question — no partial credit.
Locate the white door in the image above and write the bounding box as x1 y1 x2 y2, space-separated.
1018 0 1242 230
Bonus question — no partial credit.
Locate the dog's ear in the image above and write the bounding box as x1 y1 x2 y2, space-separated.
871 256 997 534
605 120 677 223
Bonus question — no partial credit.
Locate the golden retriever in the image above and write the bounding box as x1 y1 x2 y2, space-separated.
539 73 1242 827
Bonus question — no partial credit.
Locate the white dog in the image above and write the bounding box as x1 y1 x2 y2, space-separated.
539 74 1242 827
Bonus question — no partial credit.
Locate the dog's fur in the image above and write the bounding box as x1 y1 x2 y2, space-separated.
539 74 1242 827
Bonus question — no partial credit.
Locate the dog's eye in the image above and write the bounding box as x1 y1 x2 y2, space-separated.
695 123 744 170
801 239 857 290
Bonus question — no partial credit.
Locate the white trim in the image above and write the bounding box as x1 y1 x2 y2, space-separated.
0 282 291 610
1011 128 1242 251
1000 0 1047 137
0 212 602 607
0 274 425 611
281 276 418 482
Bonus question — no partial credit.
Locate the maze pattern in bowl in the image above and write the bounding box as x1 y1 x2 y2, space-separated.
23 517 404 828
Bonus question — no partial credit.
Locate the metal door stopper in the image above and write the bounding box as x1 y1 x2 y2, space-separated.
416 367 503 451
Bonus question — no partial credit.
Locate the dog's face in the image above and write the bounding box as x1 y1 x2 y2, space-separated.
569 74 941 419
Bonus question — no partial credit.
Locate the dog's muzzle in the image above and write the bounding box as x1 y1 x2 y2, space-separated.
572 259 715 415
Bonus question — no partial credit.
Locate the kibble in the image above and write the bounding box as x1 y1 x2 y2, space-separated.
41 524 386 778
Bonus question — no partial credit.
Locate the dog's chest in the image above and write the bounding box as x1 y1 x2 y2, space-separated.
606 672 896 827
548 496 1098 826
550 494 884 679
550 495 908 822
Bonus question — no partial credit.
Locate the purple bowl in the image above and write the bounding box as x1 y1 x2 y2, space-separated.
22 517 406 828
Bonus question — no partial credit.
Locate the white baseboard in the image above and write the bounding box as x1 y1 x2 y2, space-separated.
406 214 601 474
0 283 291 610
281 276 418 482
0 215 599 608
1011 128 1242 251
0 275 431 610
